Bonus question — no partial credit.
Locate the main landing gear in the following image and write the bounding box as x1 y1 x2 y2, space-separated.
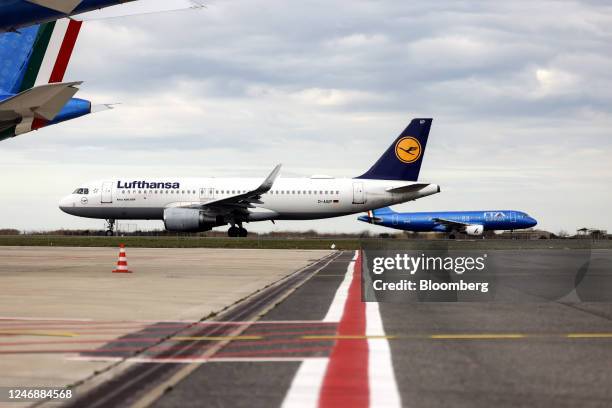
227 224 248 238
105 219 116 237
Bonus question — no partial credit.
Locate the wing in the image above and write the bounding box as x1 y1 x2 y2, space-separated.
176 164 282 215
25 0 83 13
431 217 471 229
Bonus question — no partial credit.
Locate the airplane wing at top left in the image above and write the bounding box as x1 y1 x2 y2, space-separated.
26 0 83 14
0 0 136 33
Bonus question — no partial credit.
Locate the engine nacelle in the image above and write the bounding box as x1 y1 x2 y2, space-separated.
464 224 484 236
163 208 225 232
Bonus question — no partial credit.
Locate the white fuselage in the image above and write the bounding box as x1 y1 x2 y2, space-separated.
59 176 440 223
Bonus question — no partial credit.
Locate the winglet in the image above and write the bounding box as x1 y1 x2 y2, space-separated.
256 164 282 194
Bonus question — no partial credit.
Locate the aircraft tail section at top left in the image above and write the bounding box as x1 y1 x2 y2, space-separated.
0 19 100 141
0 19 82 93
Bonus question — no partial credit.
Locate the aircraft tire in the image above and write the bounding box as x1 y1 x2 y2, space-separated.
105 230 114 237
238 227 248 237
228 226 239 237
448 234 456 239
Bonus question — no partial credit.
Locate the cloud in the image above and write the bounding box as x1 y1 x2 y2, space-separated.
1 0 612 233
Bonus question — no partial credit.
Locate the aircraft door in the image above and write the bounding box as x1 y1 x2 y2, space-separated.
200 187 215 201
510 212 517 223
101 182 113 203
352 182 365 204
392 214 399 226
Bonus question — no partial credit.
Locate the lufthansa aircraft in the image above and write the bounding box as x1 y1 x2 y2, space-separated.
0 19 105 142
359 207 537 238
60 119 441 237
0 0 136 32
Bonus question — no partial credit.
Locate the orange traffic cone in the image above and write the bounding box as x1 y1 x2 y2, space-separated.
112 243 132 273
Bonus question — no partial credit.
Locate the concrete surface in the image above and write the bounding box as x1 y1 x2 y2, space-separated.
0 247 330 393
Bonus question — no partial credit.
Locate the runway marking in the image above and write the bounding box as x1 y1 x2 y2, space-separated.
128 251 342 408
566 333 612 338
283 250 402 408
172 335 263 341
322 259 355 323
319 249 369 408
301 335 395 340
69 355 329 364
366 291 401 408
282 255 357 408
430 334 526 340
0 316 94 322
0 330 78 338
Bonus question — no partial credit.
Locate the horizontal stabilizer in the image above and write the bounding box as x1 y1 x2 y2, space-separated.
385 183 431 194
26 0 83 13
0 82 81 121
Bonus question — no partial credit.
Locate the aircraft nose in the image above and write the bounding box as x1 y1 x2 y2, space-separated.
58 196 75 213
527 216 538 228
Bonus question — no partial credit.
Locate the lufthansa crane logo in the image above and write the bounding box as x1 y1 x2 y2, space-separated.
395 137 422 163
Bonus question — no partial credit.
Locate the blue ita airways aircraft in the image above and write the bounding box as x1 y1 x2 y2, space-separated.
60 119 441 237
359 207 538 238
0 19 106 141
0 0 136 32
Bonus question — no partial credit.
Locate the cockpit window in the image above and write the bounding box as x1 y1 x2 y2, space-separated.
73 188 89 195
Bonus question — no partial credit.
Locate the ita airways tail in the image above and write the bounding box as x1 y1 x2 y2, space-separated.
0 19 108 141
0 19 83 94
356 118 432 181
359 207 395 224
372 206 396 216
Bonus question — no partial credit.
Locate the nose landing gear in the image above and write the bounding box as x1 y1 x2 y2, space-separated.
105 219 116 236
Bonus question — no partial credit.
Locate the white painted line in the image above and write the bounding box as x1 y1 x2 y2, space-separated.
0 316 94 322
67 356 328 364
280 358 328 408
323 260 355 322
366 301 402 407
0 318 333 325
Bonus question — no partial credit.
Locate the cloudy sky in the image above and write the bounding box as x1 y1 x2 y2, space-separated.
1 0 611 234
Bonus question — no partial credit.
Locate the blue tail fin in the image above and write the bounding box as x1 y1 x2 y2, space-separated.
0 25 41 94
356 118 432 181
372 207 396 216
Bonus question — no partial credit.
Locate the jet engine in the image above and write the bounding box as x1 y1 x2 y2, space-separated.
464 225 484 236
163 208 224 232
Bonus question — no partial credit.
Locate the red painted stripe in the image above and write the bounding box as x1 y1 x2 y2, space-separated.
49 20 82 83
319 251 369 408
